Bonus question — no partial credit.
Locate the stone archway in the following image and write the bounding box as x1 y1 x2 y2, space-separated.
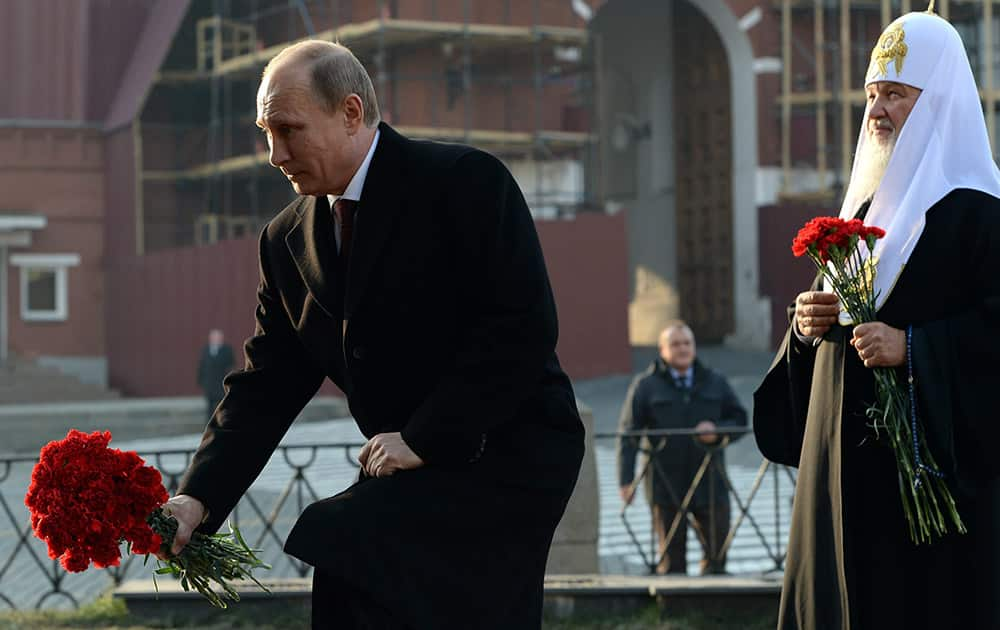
591 0 767 349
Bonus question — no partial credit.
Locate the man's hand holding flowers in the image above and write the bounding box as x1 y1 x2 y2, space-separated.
795 291 841 338
158 494 206 557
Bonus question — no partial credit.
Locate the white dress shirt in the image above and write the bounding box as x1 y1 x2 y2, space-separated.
328 128 380 252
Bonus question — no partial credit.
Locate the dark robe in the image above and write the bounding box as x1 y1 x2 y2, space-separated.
754 188 1000 629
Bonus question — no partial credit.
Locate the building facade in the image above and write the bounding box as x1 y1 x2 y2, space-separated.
0 0 990 396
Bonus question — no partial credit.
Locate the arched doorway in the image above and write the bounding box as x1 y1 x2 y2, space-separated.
591 0 764 350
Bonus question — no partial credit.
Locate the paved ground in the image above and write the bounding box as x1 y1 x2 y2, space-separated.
0 344 793 610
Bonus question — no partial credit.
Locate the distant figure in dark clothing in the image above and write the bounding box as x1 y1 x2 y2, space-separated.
617 321 746 575
197 329 234 420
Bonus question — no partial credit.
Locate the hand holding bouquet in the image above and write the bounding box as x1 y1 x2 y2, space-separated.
24 429 270 607
792 217 966 544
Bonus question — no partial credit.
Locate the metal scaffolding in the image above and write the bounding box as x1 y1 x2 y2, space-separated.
138 0 597 252
773 0 1000 203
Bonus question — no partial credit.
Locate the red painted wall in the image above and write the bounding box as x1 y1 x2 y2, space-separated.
106 236 259 397
0 127 106 358
538 212 631 379
106 212 631 396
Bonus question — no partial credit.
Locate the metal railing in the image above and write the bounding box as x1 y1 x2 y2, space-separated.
594 428 797 576
0 442 364 611
0 430 797 610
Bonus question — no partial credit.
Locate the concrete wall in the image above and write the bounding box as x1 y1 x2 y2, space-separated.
548 401 599 573
592 0 678 347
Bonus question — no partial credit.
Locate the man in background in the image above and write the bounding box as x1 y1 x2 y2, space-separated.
196 328 233 420
618 321 746 575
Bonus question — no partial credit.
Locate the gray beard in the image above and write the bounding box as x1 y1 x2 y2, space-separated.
845 133 896 208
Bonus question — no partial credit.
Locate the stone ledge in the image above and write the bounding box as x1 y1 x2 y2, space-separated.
543 574 783 596
113 573 782 621
114 574 783 598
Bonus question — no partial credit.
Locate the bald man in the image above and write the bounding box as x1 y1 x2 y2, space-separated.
617 322 746 575
162 41 583 629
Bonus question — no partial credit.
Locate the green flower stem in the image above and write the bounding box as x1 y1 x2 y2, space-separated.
806 251 966 545
145 508 271 608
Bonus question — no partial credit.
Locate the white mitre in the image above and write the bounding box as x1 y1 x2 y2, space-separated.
837 10 1000 323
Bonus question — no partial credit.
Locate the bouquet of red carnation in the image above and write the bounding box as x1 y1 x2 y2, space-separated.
24 429 270 607
792 217 966 544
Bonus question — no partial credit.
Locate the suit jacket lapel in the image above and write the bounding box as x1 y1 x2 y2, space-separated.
344 122 408 319
285 195 342 319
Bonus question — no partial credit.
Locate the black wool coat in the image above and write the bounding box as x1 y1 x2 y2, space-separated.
617 359 747 508
754 188 1000 630
177 123 584 629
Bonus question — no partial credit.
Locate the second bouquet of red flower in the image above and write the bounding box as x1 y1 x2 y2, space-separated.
792 216 966 544
24 429 270 608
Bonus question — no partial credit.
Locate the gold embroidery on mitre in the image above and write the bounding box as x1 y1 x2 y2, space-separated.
869 23 908 79
860 255 880 296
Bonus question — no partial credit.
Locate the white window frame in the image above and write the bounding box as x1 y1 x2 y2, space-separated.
10 253 81 322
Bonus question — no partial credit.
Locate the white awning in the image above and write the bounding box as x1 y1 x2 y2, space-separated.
0 215 46 232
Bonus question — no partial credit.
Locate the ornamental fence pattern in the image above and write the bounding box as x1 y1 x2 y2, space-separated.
0 426 795 610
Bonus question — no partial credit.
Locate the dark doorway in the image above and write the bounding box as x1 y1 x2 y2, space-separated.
673 0 734 342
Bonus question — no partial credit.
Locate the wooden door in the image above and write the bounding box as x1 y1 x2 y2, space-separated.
673 0 734 342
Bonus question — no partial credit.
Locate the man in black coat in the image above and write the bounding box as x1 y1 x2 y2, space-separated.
617 322 746 575
161 41 584 629
196 328 234 420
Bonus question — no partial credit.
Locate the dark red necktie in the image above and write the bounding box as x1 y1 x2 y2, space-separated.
333 198 358 264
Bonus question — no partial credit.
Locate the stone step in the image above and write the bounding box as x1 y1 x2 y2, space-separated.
112 574 782 623
0 357 120 404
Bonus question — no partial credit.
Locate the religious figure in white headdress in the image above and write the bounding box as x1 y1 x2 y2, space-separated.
755 6 1000 629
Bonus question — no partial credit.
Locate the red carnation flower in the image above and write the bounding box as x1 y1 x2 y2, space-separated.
24 430 168 573
24 428 271 608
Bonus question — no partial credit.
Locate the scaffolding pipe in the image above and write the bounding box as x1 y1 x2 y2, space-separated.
375 0 388 126
534 0 544 209
815 0 827 188
782 0 792 192
134 120 146 256
250 0 260 225
841 0 852 185
462 0 472 143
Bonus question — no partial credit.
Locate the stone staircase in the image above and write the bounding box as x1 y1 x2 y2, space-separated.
0 356 120 404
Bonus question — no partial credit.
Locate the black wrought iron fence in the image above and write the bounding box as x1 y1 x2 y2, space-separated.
0 442 364 611
0 430 798 611
593 428 797 576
